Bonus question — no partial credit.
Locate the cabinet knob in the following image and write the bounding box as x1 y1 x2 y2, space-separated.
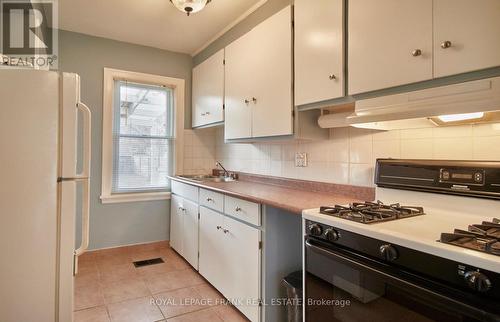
329 74 336 80
411 49 422 57
223 228 229 234
252 97 257 103
235 206 242 212
244 99 250 104
206 197 213 202
216 225 222 230
178 207 185 212
441 40 452 49
205 111 210 115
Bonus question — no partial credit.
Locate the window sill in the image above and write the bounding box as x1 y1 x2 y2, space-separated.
100 191 171 204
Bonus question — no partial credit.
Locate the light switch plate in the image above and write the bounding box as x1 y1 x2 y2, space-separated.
295 152 308 167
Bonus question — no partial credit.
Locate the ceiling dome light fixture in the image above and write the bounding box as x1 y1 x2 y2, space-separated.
170 0 211 16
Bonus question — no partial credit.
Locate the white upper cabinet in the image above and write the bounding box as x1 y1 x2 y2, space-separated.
348 0 433 94
433 0 500 78
295 0 344 105
224 29 255 140
192 49 225 128
250 5 292 138
225 5 292 140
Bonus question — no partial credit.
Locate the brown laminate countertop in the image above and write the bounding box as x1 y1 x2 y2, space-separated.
169 175 374 214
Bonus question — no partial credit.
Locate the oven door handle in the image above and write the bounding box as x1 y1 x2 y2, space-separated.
305 238 499 322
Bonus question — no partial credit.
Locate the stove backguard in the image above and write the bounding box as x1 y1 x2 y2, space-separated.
375 159 500 200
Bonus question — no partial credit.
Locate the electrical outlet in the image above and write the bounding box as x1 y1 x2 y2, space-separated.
295 152 308 167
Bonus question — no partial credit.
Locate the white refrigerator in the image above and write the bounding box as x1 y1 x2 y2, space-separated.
0 70 91 322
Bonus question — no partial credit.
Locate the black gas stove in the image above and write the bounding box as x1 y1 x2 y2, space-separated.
305 160 500 322
441 218 500 256
319 201 425 224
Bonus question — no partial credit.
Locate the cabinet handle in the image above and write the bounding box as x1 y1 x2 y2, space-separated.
411 49 422 57
206 197 213 202
223 229 229 234
441 40 452 49
329 74 336 80
216 225 222 230
244 99 250 104
178 207 185 211
235 206 242 212
252 97 257 103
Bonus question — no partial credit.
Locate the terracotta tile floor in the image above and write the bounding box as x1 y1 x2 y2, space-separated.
74 242 249 322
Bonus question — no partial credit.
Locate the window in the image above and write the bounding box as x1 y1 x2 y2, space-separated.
112 81 173 192
101 69 185 203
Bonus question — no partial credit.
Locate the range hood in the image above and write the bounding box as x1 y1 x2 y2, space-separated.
347 76 500 130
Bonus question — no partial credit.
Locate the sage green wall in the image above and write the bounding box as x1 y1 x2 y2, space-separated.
193 0 291 66
58 30 192 250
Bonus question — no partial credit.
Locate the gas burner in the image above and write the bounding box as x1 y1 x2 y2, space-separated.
319 200 425 224
441 218 500 256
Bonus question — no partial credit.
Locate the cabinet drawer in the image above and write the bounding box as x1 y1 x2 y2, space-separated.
199 188 224 212
171 180 198 202
224 196 260 226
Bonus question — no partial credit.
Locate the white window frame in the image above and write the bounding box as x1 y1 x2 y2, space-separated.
101 68 184 204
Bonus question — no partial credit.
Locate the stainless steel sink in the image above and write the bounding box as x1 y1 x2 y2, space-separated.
177 174 236 183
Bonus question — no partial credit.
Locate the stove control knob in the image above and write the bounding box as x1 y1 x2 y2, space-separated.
325 229 340 242
308 224 323 237
379 244 398 261
464 271 492 293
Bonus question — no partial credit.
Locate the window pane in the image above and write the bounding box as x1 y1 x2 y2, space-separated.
111 80 174 193
118 81 173 137
112 137 172 192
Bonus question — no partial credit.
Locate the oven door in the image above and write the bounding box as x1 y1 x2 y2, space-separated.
305 238 500 322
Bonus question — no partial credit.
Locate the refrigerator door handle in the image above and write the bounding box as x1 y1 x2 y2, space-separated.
74 100 91 269
75 179 90 257
75 102 91 180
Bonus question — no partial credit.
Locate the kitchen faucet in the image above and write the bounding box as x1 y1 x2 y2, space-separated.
215 161 230 177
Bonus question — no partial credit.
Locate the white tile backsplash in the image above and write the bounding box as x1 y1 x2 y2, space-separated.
473 136 500 160
433 137 473 159
184 123 500 187
400 139 434 159
182 127 216 175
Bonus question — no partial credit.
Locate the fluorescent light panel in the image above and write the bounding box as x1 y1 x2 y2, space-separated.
437 112 485 123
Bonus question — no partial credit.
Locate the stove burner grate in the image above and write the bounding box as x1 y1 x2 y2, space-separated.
319 200 425 224
440 218 500 256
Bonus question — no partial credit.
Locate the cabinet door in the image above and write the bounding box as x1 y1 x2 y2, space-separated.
223 216 260 322
170 194 183 254
198 207 226 293
251 5 293 138
348 0 433 94
225 30 255 139
433 0 500 77
295 0 344 105
192 49 225 127
182 199 199 269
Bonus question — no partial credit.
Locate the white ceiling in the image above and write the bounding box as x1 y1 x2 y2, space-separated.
59 0 264 55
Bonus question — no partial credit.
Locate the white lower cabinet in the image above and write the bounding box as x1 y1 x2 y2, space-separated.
170 194 199 269
199 206 261 322
181 198 199 269
223 215 260 322
198 207 226 290
170 194 183 254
